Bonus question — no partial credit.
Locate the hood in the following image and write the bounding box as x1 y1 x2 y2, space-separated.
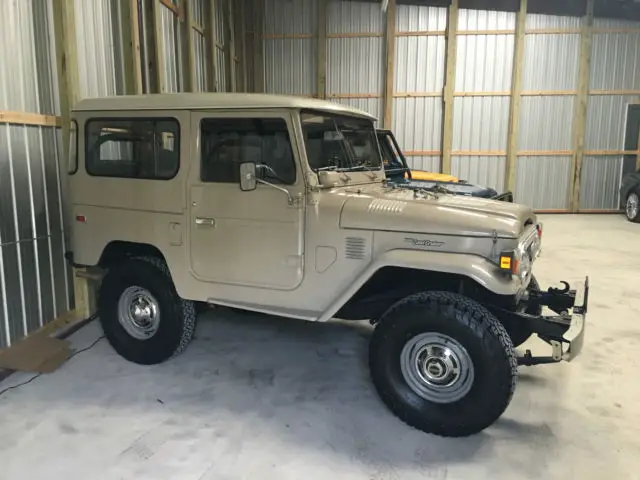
339 186 535 238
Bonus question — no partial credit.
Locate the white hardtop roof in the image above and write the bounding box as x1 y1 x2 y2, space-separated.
72 92 377 121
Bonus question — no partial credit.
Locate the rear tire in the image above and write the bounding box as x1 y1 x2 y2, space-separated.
625 190 640 223
98 257 196 365
369 291 517 437
504 275 542 348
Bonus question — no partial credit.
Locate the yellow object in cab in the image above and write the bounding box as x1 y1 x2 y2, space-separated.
406 170 460 183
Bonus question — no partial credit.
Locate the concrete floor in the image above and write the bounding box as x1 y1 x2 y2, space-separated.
1 214 639 480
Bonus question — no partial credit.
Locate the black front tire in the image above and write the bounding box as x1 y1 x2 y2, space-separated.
504 275 542 348
99 257 196 365
625 190 640 223
369 291 517 437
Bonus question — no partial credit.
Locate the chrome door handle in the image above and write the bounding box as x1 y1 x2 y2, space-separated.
195 217 215 227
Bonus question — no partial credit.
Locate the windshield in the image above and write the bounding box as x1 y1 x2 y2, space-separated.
300 111 382 173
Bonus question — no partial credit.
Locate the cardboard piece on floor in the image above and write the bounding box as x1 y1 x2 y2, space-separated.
0 336 71 373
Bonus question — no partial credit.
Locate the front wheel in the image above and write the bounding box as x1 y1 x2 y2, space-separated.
369 291 517 437
626 190 640 223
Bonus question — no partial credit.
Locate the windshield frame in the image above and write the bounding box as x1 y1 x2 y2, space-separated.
299 109 384 177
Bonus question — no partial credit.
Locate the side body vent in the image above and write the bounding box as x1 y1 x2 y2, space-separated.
345 236 367 260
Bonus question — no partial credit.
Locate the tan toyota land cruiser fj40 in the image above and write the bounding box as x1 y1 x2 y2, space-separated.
65 93 588 437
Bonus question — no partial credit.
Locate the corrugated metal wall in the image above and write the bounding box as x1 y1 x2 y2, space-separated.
393 5 446 172
0 0 72 348
75 0 126 98
261 1 640 211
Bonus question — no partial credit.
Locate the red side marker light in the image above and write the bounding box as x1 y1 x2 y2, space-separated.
76 215 86 223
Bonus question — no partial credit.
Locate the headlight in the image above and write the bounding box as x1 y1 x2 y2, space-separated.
499 246 531 281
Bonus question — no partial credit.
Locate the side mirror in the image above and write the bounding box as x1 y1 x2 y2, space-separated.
239 162 257 191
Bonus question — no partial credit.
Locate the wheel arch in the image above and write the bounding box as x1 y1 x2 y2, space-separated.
324 249 523 322
98 240 168 269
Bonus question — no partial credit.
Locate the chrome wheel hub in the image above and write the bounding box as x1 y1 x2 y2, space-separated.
400 332 474 404
117 286 161 340
626 193 639 220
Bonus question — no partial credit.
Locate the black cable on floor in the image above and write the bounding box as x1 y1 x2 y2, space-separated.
0 332 105 399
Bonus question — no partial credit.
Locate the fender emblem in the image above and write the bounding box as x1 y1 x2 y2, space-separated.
404 237 445 247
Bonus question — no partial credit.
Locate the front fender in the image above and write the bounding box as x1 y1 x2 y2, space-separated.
318 249 524 322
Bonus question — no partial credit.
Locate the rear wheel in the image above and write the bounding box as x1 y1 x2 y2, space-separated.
626 191 640 223
99 257 196 365
369 291 517 437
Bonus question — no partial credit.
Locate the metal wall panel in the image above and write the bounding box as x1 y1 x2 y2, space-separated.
518 96 575 150
327 0 384 34
395 36 445 93
263 0 316 96
327 37 384 95
331 98 382 121
522 34 580 91
458 9 516 31
455 34 515 92
0 0 72 348
160 5 181 92
74 0 125 98
452 156 506 192
579 156 623 210
585 95 637 150
392 97 442 152
590 32 640 91
404 156 440 172
525 13 582 30
396 5 447 32
515 156 572 209
453 96 510 151
264 0 317 35
265 39 317 95
193 31 207 92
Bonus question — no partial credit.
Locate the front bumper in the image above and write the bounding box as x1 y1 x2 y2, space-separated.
490 276 589 365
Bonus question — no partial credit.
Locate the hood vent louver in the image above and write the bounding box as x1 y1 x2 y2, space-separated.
345 236 367 260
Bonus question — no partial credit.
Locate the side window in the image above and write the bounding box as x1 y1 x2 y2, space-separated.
200 117 296 185
85 118 179 179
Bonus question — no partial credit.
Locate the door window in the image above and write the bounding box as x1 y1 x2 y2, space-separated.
200 117 296 184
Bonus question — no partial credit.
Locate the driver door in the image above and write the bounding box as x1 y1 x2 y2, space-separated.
188 110 305 290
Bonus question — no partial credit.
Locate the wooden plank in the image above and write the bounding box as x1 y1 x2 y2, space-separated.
0 111 62 127
159 0 179 16
393 92 442 98
525 28 581 35
192 22 205 35
237 0 248 91
262 33 314 39
505 0 527 193
328 93 382 99
569 0 595 212
383 0 396 129
457 29 515 35
452 151 507 156
317 0 328 99
327 32 384 38
142 0 158 92
441 0 459 175
454 91 510 97
521 90 577 96
205 0 217 91
181 0 196 92
153 0 167 92
518 150 573 156
589 89 640 95
396 31 445 37
121 0 144 94
404 150 442 156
